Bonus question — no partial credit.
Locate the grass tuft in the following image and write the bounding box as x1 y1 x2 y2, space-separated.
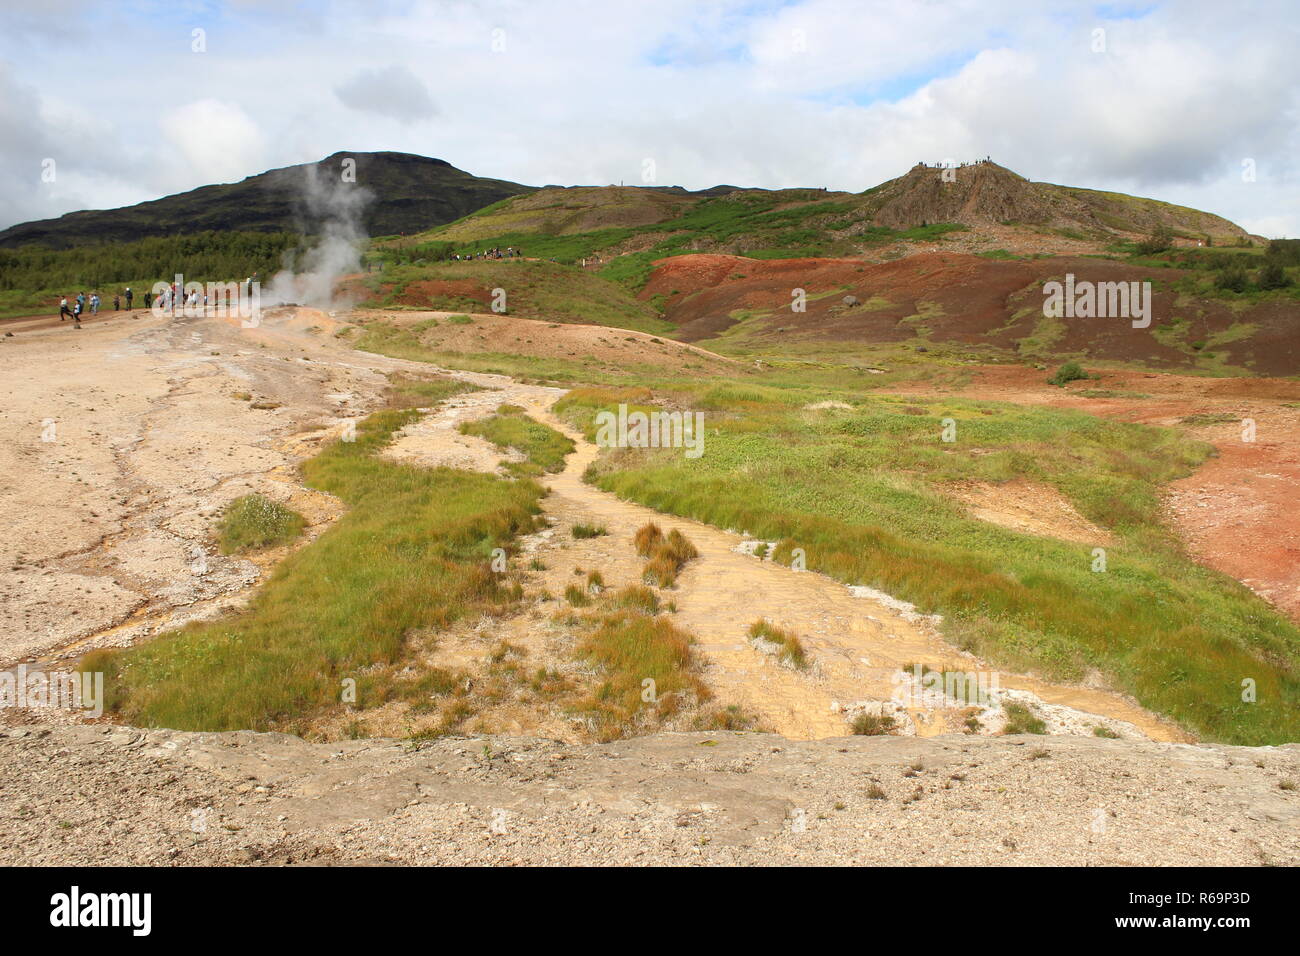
633 521 665 557
747 619 808 669
1002 701 1048 735
637 525 699 587
576 608 709 741
216 494 305 554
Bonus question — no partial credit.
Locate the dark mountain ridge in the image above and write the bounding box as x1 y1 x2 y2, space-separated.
0 151 533 249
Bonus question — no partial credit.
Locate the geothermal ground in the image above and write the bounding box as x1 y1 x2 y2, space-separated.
0 304 1297 865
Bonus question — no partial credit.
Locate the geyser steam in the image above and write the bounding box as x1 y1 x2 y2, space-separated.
264 161 373 309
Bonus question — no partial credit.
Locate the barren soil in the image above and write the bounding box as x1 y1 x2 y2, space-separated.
1 724 1295 866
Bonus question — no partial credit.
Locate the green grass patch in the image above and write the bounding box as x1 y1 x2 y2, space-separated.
216 494 305 554
459 404 575 473
80 378 546 732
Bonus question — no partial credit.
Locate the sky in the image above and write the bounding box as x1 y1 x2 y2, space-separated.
1 0 1297 236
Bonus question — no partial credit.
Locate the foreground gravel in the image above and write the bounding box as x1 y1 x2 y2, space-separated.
1 726 1296 866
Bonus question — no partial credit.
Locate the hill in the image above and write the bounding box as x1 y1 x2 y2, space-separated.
858 161 1250 242
429 184 754 243
391 160 1253 272
0 151 533 249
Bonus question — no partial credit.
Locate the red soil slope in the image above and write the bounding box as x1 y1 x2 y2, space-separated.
645 253 1300 375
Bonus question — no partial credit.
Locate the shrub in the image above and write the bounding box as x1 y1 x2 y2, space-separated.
1258 260 1292 290
851 712 896 736
1265 238 1300 266
1002 701 1047 735
1214 263 1249 292
1047 361 1087 387
1135 224 1173 255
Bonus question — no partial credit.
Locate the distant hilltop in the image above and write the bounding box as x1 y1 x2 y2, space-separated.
910 157 999 169
0 152 532 249
862 160 1248 242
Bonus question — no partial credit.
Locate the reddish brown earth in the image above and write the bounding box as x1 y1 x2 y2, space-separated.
388 278 494 310
644 252 1300 375
889 365 1300 623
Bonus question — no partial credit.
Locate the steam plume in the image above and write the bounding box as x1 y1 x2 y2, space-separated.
264 162 372 309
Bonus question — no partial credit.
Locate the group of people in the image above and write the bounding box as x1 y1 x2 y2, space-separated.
58 288 135 327
453 246 521 260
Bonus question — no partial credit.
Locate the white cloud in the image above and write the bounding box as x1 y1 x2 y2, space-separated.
0 0 1295 236
161 99 266 188
335 65 436 122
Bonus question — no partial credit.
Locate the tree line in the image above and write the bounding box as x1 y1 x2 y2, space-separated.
0 231 306 291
